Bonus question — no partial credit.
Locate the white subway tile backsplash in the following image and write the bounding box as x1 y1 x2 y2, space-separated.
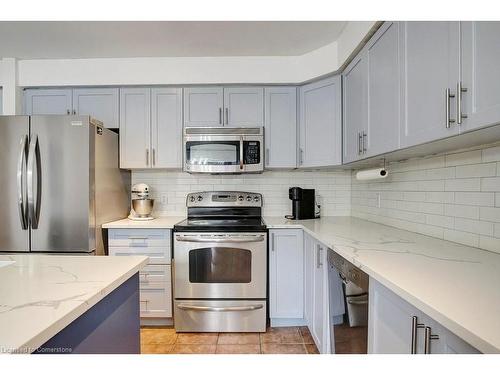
455 192 495 206
478 236 500 253
482 145 500 162
455 163 497 178
444 178 481 191
479 207 500 223
481 177 500 192
445 150 482 166
443 229 480 248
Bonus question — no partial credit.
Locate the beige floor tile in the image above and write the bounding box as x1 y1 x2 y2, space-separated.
298 326 315 345
218 333 260 345
216 344 261 354
170 344 217 354
140 343 174 354
176 333 219 345
260 327 303 344
261 343 307 354
141 327 177 345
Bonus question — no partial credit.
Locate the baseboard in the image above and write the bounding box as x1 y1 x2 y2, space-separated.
141 318 173 327
270 318 307 327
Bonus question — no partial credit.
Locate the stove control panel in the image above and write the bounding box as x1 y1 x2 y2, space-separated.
186 191 262 207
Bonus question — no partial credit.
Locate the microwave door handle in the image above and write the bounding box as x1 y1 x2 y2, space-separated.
239 136 244 170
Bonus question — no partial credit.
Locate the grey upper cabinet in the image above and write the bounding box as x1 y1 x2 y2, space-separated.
299 76 342 168
72 88 119 128
366 21 401 157
224 87 264 127
343 53 367 164
264 87 297 168
460 21 500 133
24 88 73 115
183 87 223 127
151 88 183 168
119 88 151 169
400 22 460 148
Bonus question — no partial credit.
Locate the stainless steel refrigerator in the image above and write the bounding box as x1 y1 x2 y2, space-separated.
0 115 130 255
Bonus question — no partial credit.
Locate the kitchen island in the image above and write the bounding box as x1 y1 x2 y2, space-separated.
0 254 147 354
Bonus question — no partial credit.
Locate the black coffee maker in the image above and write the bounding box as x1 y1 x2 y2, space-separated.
286 187 319 220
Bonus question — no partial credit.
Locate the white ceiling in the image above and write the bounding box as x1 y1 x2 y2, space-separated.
0 21 347 59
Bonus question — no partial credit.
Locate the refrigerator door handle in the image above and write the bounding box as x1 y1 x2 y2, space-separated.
27 134 42 229
17 135 29 230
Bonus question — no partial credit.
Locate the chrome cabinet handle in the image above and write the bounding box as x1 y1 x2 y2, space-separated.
316 244 323 268
225 108 229 125
445 88 456 128
299 148 304 165
411 316 425 354
265 148 270 166
177 304 264 312
146 149 149 166
152 148 156 166
358 132 363 155
176 235 265 243
66 110 71 115
17 135 28 230
362 131 367 153
72 109 76 115
239 136 244 170
271 232 275 251
27 134 41 229
457 82 468 125
424 326 439 354
128 236 148 240
219 107 222 124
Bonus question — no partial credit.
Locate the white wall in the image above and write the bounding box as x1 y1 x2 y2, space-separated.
0 58 22 114
132 170 352 218
352 143 500 254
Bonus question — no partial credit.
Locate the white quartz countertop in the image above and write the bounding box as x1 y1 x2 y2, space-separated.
102 216 185 229
264 216 500 353
0 254 148 354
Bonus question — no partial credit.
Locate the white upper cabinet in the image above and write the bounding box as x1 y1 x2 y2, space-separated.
264 87 297 168
299 76 342 168
119 88 151 169
183 87 224 127
151 88 183 168
269 229 304 321
343 53 368 163
224 87 264 127
366 21 401 157
460 21 500 133
72 88 119 128
400 21 460 147
24 88 73 115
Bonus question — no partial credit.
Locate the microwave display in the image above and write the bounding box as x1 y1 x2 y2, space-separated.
244 141 261 164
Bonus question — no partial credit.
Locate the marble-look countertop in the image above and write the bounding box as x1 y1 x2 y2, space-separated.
264 216 500 353
0 254 148 354
102 217 185 229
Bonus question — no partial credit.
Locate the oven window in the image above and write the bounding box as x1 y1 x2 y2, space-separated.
186 141 240 165
189 247 251 283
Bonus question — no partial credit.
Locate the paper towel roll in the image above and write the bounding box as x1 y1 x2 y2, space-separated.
355 168 388 181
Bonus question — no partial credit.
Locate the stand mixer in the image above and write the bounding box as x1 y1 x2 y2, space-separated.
128 183 155 221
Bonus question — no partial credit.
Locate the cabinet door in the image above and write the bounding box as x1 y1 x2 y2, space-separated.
119 88 151 169
24 88 72 115
304 234 315 329
269 230 304 319
400 21 460 147
224 87 264 127
311 240 328 353
264 87 297 168
151 88 183 168
460 21 500 133
368 279 417 354
343 54 367 163
299 76 342 167
366 21 401 157
72 88 119 129
183 87 223 127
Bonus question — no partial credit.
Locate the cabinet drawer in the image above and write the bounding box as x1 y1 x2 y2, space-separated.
140 286 172 318
139 264 171 285
109 246 171 265
108 229 171 248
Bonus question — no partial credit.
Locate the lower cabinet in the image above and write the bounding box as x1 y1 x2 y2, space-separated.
368 279 479 354
108 229 173 323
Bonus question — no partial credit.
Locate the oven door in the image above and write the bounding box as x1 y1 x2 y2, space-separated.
173 232 267 299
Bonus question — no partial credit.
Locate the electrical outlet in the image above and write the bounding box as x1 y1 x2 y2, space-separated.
160 194 167 204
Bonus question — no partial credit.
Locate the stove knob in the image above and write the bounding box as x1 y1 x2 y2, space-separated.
253 196 260 202
197 195 203 202
189 196 195 202
246 196 252 202
238 195 244 201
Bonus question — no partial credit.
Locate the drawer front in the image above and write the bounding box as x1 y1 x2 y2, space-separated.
140 264 171 285
109 246 171 264
108 229 171 248
140 286 172 318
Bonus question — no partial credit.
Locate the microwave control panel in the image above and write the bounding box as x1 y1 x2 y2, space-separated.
244 141 261 164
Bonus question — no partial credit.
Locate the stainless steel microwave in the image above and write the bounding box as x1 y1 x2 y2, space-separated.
183 127 264 174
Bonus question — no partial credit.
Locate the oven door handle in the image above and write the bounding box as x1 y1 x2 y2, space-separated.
175 235 265 243
177 304 264 312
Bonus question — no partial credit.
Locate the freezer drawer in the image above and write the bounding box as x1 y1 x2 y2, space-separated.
174 300 267 332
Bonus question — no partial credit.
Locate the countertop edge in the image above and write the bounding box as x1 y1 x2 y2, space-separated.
17 256 148 353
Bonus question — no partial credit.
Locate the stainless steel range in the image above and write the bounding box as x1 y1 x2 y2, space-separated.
173 191 267 332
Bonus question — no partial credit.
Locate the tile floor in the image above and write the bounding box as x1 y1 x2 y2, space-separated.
140 326 319 354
